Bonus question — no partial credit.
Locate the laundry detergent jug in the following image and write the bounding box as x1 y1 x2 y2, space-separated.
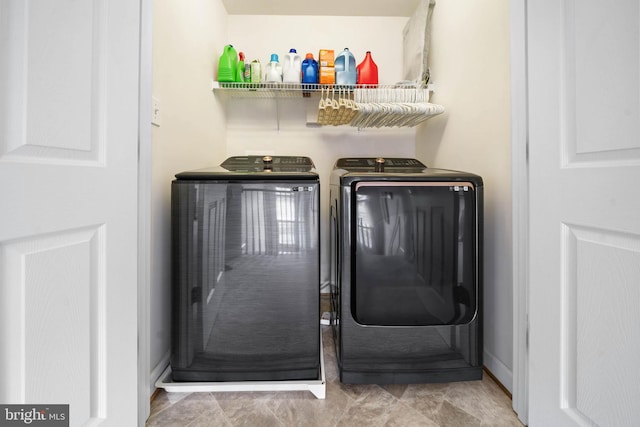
217 44 237 82
283 49 302 83
301 53 319 84
357 51 379 85
265 53 283 83
335 48 356 85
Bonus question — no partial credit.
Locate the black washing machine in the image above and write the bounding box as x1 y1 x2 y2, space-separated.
171 155 320 382
329 157 483 384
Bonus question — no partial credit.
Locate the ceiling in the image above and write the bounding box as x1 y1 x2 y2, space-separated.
221 0 422 17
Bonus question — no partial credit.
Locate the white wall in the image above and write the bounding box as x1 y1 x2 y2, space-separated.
150 0 227 387
416 1 513 390
226 15 417 284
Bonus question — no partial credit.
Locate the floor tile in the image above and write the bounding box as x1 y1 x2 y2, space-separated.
147 328 524 427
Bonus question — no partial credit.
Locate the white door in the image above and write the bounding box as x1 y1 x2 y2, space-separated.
0 1 141 425
527 0 640 426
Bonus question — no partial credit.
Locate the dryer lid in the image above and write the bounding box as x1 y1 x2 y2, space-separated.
334 157 427 172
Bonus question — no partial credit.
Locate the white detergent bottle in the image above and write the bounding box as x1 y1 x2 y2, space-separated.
265 53 283 83
282 48 302 83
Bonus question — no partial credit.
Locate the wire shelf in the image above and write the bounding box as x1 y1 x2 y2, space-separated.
211 81 444 128
212 81 434 99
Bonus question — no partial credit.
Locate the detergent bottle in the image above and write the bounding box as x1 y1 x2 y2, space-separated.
301 53 319 84
243 59 251 82
217 44 237 82
264 53 283 83
282 49 302 83
335 48 357 85
235 52 246 83
357 51 379 85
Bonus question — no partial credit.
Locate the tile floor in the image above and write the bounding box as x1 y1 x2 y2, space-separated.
147 326 523 426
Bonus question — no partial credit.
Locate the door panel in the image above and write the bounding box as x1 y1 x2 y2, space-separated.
1 0 104 163
528 0 640 425
570 1 639 157
1 227 105 422
563 226 640 426
0 0 140 425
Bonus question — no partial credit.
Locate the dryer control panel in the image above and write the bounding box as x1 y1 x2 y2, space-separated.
335 157 426 172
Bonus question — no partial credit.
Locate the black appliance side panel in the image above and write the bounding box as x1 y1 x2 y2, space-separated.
171 179 321 382
171 180 197 369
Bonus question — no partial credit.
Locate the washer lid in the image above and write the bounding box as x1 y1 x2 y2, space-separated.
222 155 315 171
175 156 318 180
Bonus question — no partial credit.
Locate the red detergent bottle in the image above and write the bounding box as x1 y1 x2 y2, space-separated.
357 51 378 85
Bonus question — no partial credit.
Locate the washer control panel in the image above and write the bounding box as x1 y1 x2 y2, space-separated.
221 156 315 172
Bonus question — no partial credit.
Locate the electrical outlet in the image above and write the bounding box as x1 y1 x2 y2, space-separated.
152 97 161 126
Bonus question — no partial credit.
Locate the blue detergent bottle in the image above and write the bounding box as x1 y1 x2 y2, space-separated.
301 53 319 84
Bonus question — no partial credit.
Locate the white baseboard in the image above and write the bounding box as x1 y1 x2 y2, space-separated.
483 349 513 394
150 351 171 396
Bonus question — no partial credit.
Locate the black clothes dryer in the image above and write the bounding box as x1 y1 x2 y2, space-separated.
329 157 483 384
171 156 320 382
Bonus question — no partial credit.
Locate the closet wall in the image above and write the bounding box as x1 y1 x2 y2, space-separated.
150 0 513 395
417 0 513 390
150 0 228 390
